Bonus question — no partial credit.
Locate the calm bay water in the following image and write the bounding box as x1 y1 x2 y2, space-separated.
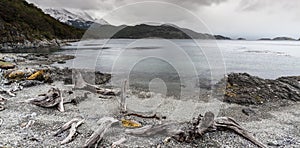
53 39 300 96
55 39 300 79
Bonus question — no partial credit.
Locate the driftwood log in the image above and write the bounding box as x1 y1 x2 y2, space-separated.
0 82 23 97
27 88 64 112
173 112 267 148
73 71 120 96
0 86 16 97
124 113 166 120
120 80 127 113
54 118 85 145
125 123 176 137
83 117 118 148
112 137 126 148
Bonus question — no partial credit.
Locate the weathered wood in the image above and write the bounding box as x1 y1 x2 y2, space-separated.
173 111 266 148
60 123 77 145
73 71 98 93
60 119 85 145
73 71 120 96
55 118 85 145
120 80 127 113
57 89 65 112
112 137 126 148
0 87 16 97
197 112 216 135
83 117 118 148
54 118 81 136
214 117 266 148
29 88 61 108
125 123 174 137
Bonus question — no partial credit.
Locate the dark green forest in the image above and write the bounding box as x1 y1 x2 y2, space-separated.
0 0 84 43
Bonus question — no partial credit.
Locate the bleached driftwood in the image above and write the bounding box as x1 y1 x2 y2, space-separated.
28 88 64 112
214 117 266 148
54 118 84 145
0 83 23 97
73 71 120 96
57 89 65 112
112 137 126 148
197 112 216 135
60 123 77 145
125 123 175 137
83 117 118 148
173 111 267 148
120 80 127 113
60 119 85 145
0 87 16 97
54 118 82 136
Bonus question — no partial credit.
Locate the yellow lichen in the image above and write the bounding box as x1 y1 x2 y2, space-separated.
7 70 25 80
27 70 44 80
121 119 142 128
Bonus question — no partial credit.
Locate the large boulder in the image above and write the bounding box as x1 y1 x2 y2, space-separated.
220 73 300 105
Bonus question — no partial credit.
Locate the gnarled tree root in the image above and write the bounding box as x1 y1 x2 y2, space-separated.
173 112 267 148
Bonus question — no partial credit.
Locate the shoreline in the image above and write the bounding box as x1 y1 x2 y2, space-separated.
0 39 80 51
0 52 299 147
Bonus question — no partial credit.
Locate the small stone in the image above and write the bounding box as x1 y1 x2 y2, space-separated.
242 108 256 116
0 61 15 69
267 141 280 146
57 60 66 64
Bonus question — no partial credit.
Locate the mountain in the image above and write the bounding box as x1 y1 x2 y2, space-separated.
259 37 297 41
84 24 231 40
272 37 296 41
41 9 230 40
0 0 84 49
43 8 109 29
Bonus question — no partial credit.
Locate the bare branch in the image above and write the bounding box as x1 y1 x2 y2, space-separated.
83 117 118 148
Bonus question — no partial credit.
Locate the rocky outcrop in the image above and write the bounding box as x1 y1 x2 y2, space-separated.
0 39 60 50
220 73 300 105
0 39 78 50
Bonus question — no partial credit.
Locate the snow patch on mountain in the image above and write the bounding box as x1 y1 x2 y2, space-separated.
43 8 109 29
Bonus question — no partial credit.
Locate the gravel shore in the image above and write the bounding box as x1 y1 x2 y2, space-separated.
0 53 299 147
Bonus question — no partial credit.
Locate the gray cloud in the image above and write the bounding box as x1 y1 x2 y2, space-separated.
26 0 227 10
25 0 300 39
238 0 300 11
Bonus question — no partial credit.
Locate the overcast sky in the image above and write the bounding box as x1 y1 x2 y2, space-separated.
26 0 300 40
